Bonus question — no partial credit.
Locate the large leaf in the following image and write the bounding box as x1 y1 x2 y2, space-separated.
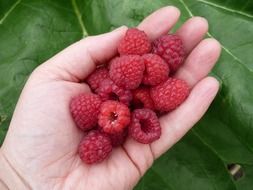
0 0 82 144
136 131 236 190
0 0 253 189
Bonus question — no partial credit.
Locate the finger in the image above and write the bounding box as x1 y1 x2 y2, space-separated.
123 138 154 176
38 26 128 81
151 77 219 158
174 38 221 87
176 17 208 54
138 6 180 41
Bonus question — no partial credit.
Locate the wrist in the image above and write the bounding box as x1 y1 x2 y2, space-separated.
0 149 30 190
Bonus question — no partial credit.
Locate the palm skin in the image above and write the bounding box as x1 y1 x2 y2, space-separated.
2 77 140 189
0 6 221 190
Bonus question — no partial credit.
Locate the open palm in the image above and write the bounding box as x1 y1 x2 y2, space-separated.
0 6 221 190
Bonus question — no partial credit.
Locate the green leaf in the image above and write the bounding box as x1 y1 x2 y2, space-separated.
235 164 253 190
0 0 18 21
136 132 236 190
0 0 253 189
0 0 83 143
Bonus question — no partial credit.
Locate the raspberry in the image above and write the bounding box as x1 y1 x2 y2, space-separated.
86 67 109 91
96 79 132 105
142 54 169 86
108 129 128 147
132 87 154 109
129 109 161 144
98 100 131 134
70 93 102 131
150 78 189 112
109 55 145 90
118 28 151 55
152 34 185 73
98 127 128 147
78 130 112 164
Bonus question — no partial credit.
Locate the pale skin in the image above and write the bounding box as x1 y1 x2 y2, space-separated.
0 6 221 190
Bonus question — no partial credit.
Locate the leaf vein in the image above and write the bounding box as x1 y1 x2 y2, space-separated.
0 0 22 25
71 0 88 37
208 32 253 73
180 0 253 74
179 0 193 17
196 0 253 19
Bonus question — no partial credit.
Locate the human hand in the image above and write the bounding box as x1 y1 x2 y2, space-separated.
0 6 221 190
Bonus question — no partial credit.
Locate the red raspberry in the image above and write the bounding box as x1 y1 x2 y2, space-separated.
150 78 189 112
86 67 109 91
129 109 161 144
98 127 128 147
70 93 102 131
108 129 128 147
109 55 145 90
78 130 112 164
98 100 131 134
118 28 151 55
142 54 169 86
132 87 154 109
152 34 185 73
96 79 132 105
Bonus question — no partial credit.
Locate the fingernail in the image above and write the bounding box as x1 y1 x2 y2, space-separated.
205 77 220 99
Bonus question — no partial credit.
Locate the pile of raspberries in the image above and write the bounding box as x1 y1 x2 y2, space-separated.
70 28 189 164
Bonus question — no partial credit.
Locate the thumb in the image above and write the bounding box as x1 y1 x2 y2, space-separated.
36 26 128 82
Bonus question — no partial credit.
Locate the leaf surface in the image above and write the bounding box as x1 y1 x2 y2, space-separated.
0 0 252 189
